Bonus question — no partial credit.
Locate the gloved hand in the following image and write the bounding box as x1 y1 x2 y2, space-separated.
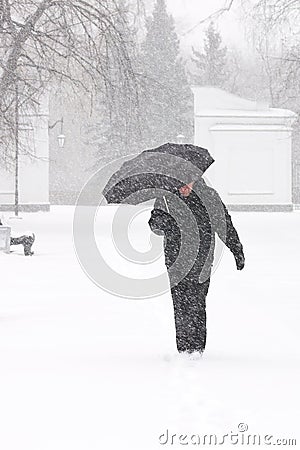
235 252 245 270
148 209 173 236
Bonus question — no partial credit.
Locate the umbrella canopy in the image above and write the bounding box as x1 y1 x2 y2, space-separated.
143 143 214 173
103 142 214 205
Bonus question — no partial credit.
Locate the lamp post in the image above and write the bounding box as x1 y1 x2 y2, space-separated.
49 117 65 148
14 83 20 217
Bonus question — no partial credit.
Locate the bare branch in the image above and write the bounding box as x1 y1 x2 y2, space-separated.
181 0 235 36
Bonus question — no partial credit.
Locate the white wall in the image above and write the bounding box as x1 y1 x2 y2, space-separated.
192 87 297 209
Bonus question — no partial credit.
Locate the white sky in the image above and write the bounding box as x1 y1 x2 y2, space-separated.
165 0 252 54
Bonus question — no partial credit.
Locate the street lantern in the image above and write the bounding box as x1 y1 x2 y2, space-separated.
57 133 66 148
176 134 185 144
49 117 65 148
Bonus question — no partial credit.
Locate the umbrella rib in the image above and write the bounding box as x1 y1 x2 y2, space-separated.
163 195 170 213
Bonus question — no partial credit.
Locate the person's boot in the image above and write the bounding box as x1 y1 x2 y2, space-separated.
23 233 35 256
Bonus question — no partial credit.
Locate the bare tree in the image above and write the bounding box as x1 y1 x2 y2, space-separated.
241 0 300 105
0 0 141 164
182 0 299 36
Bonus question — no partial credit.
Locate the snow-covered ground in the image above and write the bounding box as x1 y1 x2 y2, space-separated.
0 206 299 450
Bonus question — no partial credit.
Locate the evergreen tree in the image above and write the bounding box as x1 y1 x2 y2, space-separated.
139 0 193 148
192 22 228 88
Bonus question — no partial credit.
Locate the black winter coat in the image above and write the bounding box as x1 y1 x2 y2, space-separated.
148 178 244 285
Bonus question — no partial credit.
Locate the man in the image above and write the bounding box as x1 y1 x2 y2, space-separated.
148 177 245 355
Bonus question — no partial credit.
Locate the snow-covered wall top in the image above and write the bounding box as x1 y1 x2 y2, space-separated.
192 86 296 121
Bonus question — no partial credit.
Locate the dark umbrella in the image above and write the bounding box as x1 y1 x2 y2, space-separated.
103 142 214 205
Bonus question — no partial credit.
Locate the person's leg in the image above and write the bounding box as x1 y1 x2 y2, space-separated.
195 279 210 352
171 278 210 354
23 234 35 256
10 237 24 246
10 234 35 256
170 282 191 353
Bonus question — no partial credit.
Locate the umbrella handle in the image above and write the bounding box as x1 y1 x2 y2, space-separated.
163 195 170 214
